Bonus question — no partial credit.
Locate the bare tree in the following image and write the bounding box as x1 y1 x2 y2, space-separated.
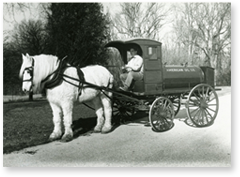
173 3 199 65
111 2 168 39
193 3 230 67
173 3 230 67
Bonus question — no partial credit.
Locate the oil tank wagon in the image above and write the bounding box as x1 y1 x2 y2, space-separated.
105 38 219 132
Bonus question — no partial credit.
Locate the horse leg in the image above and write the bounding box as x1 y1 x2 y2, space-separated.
92 97 105 133
100 93 113 133
61 102 74 142
49 102 63 141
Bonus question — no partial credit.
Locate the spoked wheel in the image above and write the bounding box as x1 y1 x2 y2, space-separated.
169 95 181 116
149 97 175 132
186 84 219 127
112 101 136 124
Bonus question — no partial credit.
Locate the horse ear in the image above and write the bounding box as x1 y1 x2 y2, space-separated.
26 53 30 58
22 53 26 60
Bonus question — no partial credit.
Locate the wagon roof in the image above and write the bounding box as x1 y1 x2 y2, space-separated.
104 38 162 49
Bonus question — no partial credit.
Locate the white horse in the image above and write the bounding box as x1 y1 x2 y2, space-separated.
19 53 114 142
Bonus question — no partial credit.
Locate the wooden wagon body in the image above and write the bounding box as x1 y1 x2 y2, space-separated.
105 38 219 132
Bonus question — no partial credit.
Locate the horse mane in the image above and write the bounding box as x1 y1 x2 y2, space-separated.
31 54 59 93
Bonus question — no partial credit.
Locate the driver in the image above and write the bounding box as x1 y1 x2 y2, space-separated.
119 47 143 91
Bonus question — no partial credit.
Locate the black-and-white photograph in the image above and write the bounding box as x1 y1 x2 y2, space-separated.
2 2 231 167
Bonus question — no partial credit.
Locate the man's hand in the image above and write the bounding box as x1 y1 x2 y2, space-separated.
126 67 132 72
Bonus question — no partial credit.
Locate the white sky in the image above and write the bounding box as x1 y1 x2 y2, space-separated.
102 2 121 14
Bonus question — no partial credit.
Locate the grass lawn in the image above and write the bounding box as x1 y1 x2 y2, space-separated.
3 100 97 154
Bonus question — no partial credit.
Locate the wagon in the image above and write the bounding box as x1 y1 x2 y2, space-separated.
105 38 219 132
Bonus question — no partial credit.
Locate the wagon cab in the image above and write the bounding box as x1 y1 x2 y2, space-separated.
105 38 163 94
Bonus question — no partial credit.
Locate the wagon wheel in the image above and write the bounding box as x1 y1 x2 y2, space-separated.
149 97 175 132
186 84 219 127
112 98 136 124
169 95 181 116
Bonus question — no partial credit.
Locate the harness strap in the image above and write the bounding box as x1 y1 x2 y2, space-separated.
76 66 85 97
41 56 69 90
61 73 113 101
41 58 112 100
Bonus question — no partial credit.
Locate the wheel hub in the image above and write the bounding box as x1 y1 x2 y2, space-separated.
159 109 167 117
200 99 208 109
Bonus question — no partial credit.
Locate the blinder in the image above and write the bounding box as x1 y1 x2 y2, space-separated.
22 58 35 83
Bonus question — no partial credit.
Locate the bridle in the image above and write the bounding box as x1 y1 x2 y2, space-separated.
22 58 35 86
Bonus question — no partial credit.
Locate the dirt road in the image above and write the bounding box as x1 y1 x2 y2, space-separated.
3 88 231 167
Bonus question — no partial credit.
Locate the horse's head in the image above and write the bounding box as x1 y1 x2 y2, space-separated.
20 53 60 94
20 53 34 93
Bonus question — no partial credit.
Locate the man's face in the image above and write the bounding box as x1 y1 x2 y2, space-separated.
130 49 137 57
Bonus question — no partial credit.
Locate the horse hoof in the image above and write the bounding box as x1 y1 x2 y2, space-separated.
49 133 62 142
101 126 112 134
93 126 102 133
60 134 73 142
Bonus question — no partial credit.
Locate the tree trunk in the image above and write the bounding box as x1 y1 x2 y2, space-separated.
215 52 222 85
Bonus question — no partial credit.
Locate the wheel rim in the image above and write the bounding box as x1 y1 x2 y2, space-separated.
149 97 175 132
186 84 219 127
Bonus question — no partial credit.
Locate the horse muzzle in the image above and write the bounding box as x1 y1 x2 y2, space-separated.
22 83 33 93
